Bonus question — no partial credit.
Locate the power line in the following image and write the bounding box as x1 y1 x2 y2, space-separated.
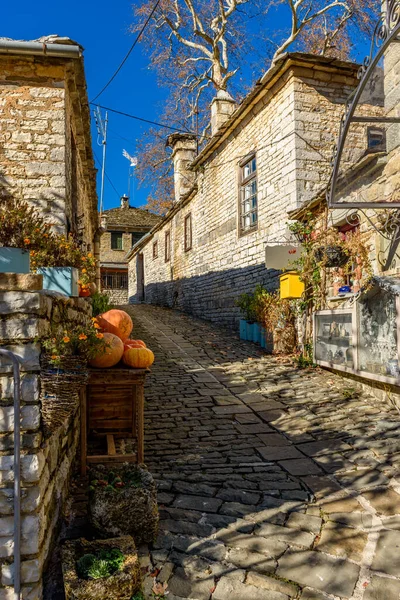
93 150 121 199
91 0 161 103
90 102 201 136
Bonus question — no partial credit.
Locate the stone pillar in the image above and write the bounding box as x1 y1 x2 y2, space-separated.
211 90 236 136
166 134 197 203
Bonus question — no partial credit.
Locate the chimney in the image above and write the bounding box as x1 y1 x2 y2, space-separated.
166 133 197 203
120 194 129 209
211 90 236 136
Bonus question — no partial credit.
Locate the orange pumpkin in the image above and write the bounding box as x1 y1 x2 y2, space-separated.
123 347 155 369
124 339 147 351
97 309 133 342
89 332 124 368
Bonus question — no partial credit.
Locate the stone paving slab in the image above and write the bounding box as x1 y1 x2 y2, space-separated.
123 305 400 600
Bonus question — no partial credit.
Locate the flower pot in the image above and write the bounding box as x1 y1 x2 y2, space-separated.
40 355 89 437
246 321 255 341
0 247 30 274
252 323 261 344
38 267 79 297
62 535 141 600
260 326 267 349
89 464 159 545
239 319 247 340
314 246 349 268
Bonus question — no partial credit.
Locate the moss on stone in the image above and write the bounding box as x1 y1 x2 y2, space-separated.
89 464 159 545
62 536 141 600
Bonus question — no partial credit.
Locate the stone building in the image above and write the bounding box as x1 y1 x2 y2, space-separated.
99 195 161 304
0 35 97 247
0 36 97 600
127 53 362 326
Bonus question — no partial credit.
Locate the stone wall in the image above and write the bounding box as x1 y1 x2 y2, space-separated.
103 288 129 306
129 60 359 328
0 290 91 600
0 54 97 248
100 231 133 265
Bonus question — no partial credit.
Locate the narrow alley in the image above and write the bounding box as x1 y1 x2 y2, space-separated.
122 305 400 600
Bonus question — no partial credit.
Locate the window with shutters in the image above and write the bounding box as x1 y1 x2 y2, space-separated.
239 154 258 234
111 232 123 250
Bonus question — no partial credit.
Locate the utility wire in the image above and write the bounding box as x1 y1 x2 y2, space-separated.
93 150 121 200
91 0 161 103
90 102 202 136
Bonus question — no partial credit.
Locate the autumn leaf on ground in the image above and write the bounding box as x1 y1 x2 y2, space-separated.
150 567 161 578
152 581 168 595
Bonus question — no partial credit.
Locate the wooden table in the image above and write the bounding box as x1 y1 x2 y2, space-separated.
80 367 148 475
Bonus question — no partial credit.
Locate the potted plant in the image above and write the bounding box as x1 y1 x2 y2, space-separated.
0 198 51 273
89 464 159 545
236 292 258 342
40 317 106 435
62 536 141 600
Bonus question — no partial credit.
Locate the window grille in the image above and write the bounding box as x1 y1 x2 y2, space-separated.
101 272 128 289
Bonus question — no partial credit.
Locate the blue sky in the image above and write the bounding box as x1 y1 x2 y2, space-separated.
4 2 374 212
4 0 168 210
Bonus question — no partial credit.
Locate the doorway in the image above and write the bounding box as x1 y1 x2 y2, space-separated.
137 253 145 302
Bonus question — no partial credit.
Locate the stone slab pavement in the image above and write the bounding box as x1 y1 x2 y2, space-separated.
125 304 400 600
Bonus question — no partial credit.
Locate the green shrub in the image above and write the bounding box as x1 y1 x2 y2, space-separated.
91 291 113 317
76 548 125 580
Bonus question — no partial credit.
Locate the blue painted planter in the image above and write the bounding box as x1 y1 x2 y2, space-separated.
239 319 248 341
260 326 267 349
38 267 79 297
246 321 255 342
252 323 261 344
0 247 30 273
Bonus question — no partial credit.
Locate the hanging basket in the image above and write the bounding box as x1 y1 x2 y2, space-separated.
314 246 349 268
40 355 89 436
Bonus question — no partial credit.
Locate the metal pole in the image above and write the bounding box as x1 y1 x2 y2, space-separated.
0 350 21 600
99 111 108 216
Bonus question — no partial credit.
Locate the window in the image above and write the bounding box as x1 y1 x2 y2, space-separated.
239 155 258 234
367 127 386 153
153 240 158 259
111 232 123 250
165 231 171 262
184 214 192 252
132 232 144 247
101 271 128 290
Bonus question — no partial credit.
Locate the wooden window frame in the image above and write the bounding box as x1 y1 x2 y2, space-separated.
111 231 124 251
165 230 171 262
238 153 258 236
184 214 192 252
153 240 158 260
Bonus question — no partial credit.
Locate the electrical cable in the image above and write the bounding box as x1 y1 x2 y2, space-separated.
90 102 202 135
91 0 161 102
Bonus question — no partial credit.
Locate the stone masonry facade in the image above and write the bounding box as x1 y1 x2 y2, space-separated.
0 44 97 248
0 290 91 600
128 54 360 327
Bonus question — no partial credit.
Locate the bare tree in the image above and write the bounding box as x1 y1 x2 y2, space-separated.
132 0 378 213
274 0 377 62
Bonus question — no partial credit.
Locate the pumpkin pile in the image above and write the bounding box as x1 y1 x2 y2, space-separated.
89 309 155 369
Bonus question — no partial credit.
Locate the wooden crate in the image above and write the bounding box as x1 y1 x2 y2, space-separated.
80 367 148 475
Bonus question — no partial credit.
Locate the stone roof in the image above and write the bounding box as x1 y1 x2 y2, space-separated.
102 206 162 230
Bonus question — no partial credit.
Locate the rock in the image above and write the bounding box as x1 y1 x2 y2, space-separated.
62 536 141 600
364 575 400 600
277 549 359 597
212 576 287 600
372 529 400 576
89 465 159 545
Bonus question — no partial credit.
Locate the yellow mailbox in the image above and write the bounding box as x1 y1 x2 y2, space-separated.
280 271 304 299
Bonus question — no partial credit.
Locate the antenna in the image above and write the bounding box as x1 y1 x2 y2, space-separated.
122 149 137 203
94 107 108 215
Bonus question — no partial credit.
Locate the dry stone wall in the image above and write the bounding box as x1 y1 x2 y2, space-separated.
0 290 91 600
0 55 96 248
129 62 358 327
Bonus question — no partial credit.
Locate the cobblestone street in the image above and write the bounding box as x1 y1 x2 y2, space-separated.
126 304 400 600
